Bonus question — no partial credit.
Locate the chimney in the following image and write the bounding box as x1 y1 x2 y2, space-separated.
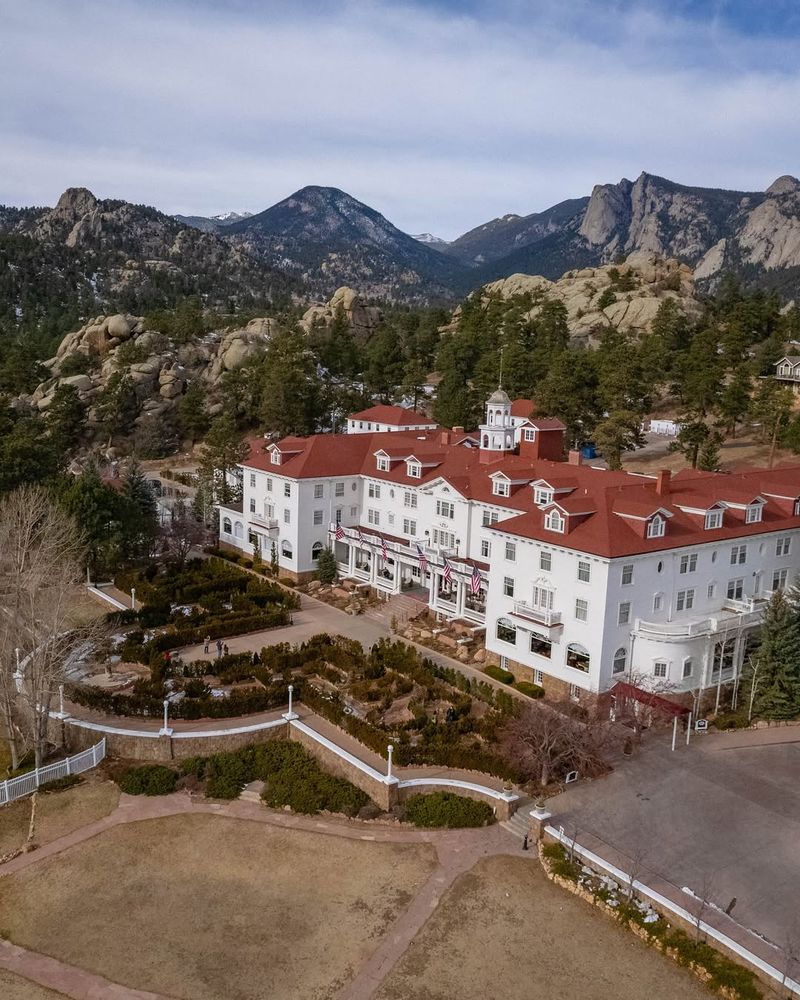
452 425 465 437
656 469 671 496
568 449 582 466
440 430 451 446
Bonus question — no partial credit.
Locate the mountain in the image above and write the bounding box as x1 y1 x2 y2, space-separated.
0 188 295 346
222 186 469 302
412 232 449 247
173 210 253 232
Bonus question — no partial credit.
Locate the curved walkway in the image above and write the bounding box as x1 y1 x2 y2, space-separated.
0 790 523 1000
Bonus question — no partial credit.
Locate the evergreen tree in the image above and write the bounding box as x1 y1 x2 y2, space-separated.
60 462 126 574
121 460 159 559
198 412 249 507
259 328 323 436
717 366 751 437
697 432 722 471
752 590 800 720
669 419 712 469
177 382 210 442
95 371 138 439
593 410 646 470
46 384 85 455
315 546 337 584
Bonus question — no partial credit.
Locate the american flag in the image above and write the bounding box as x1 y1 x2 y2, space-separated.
357 527 366 546
381 536 389 561
416 543 429 574
335 523 345 541
470 565 483 595
442 555 453 584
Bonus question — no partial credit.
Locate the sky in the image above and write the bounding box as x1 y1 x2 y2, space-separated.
1 0 799 239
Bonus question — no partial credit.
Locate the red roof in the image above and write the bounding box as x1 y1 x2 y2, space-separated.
511 398 536 418
349 405 437 426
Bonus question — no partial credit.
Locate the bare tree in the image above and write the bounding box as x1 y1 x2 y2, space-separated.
689 871 717 942
622 844 650 902
0 485 104 767
160 498 208 568
780 922 800 999
500 703 617 789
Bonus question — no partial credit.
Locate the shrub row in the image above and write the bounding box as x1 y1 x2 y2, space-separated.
66 681 288 720
118 764 178 795
484 665 515 685
513 681 545 699
403 791 494 828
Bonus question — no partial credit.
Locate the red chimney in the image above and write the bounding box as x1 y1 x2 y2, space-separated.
440 430 451 446
568 449 582 466
656 469 671 495
452 425 465 436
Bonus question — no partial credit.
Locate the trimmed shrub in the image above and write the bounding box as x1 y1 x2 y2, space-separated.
118 764 178 796
404 792 494 828
39 774 83 794
204 750 253 799
513 681 545 699
484 665 515 685
179 756 207 779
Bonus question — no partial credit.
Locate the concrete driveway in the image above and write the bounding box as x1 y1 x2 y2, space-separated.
547 731 800 950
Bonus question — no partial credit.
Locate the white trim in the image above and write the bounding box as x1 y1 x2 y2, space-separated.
397 777 518 802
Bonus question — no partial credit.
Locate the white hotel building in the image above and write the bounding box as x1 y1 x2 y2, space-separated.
219 396 800 705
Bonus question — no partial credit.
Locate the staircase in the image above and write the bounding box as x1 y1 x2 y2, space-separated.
239 780 265 803
364 592 429 628
501 799 535 840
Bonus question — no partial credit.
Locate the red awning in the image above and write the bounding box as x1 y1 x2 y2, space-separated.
610 681 689 718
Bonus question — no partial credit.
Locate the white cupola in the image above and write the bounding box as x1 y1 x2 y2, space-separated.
479 388 515 452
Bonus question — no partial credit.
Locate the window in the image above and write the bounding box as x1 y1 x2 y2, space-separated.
271 451 281 465
682 658 693 679
376 457 389 472
540 551 552 572
653 593 663 612
575 598 588 621
283 508 290 524
503 576 515 597
534 487 552 506
388 513 395 526
676 588 695 612
314 483 323 499
612 647 627 673
368 482 381 499
222 517 232 533
493 479 510 497
707 582 717 599
679 553 697 574
283 482 291 498
335 507 343 525
311 541 323 561
569 683 581 702
653 660 668 679
505 542 516 562
745 504 762 524
266 477 273 492
705 509 723 529
577 560 591 583
404 491 417 508
776 536 791 556
481 539 491 559
350 505 358 517
496 617 516 644
281 541 293 559
647 515 665 538
773 568 789 591
618 602 631 625
730 544 747 565
407 462 421 478
403 518 417 536
436 499 454 519
621 564 634 586
545 510 565 533
367 509 380 526
533 669 544 684
313 510 323 525
335 482 345 497
532 585 554 610
795 499 800 516
524 428 536 442
233 521 243 538
482 510 499 527
726 578 744 600
249 473 256 487
529 632 552 658
249 498 256 513
432 529 455 549
566 643 590 673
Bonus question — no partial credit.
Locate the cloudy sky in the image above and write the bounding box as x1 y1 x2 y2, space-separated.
1 0 799 238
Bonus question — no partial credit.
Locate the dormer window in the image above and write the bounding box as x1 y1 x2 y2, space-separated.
407 462 421 479
647 515 665 539
545 509 565 533
705 509 723 530
271 451 281 465
745 503 762 524
524 428 536 442
493 480 510 497
534 487 553 506
376 456 389 472
794 499 800 516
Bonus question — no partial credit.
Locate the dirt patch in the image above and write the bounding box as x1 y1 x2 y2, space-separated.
0 778 119 857
0 813 436 1000
376 854 710 1000
0 970 65 999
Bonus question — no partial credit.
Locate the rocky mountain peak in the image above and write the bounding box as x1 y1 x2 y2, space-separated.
579 178 632 246
766 175 800 196
54 187 99 218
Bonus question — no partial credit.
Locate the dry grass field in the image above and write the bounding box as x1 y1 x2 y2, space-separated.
0 813 436 1000
0 970 65 999
0 779 119 857
376 855 711 1000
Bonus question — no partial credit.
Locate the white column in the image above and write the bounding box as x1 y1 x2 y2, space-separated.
456 579 466 618
386 744 394 781
283 683 298 721
130 587 136 609
348 542 356 575
159 698 173 736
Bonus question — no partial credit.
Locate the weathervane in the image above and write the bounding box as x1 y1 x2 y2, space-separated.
498 346 504 389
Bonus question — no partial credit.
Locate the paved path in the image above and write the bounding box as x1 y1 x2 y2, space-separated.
0 789 525 1000
701 723 800 750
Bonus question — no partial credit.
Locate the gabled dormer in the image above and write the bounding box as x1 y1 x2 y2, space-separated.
672 499 726 530
718 494 766 524
531 477 577 507
404 453 443 480
613 498 673 538
489 470 530 498
542 496 597 535
268 440 304 466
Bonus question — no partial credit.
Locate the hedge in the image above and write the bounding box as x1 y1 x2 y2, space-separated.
513 681 545 698
484 665 515 685
118 764 178 796
404 792 494 828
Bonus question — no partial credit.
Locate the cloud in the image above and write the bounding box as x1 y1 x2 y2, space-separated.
1 0 799 237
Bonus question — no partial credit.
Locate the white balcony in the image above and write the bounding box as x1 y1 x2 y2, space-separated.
634 618 711 640
249 513 279 531
512 601 562 627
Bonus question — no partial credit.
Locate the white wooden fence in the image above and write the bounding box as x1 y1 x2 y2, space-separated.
0 738 106 806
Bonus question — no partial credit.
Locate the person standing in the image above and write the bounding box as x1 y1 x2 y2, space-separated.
204 635 211 654
216 639 223 659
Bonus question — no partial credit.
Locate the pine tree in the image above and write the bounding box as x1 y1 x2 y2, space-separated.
315 546 337 584
46 384 85 455
752 590 800 720
697 432 722 471
121 460 159 559
198 412 249 507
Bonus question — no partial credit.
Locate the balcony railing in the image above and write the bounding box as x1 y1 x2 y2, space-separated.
512 601 562 627
249 513 279 531
634 618 711 640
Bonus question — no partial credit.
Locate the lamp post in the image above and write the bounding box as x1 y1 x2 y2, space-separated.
159 698 173 736
131 587 136 610
387 744 394 781
283 683 298 721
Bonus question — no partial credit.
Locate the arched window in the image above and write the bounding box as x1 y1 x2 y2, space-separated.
545 509 565 533
647 514 665 538
482 435 489 448
496 617 517 644
233 521 244 538
311 541 323 561
281 541 293 559
566 642 590 673
612 647 627 674
222 517 232 534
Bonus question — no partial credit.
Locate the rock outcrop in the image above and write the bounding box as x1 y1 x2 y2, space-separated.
299 286 382 341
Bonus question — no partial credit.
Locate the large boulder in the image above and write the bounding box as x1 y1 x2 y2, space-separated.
299 286 382 342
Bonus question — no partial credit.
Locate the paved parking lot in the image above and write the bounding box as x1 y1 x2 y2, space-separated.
548 731 800 949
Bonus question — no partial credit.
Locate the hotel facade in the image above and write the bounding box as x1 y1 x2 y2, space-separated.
219 396 800 705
